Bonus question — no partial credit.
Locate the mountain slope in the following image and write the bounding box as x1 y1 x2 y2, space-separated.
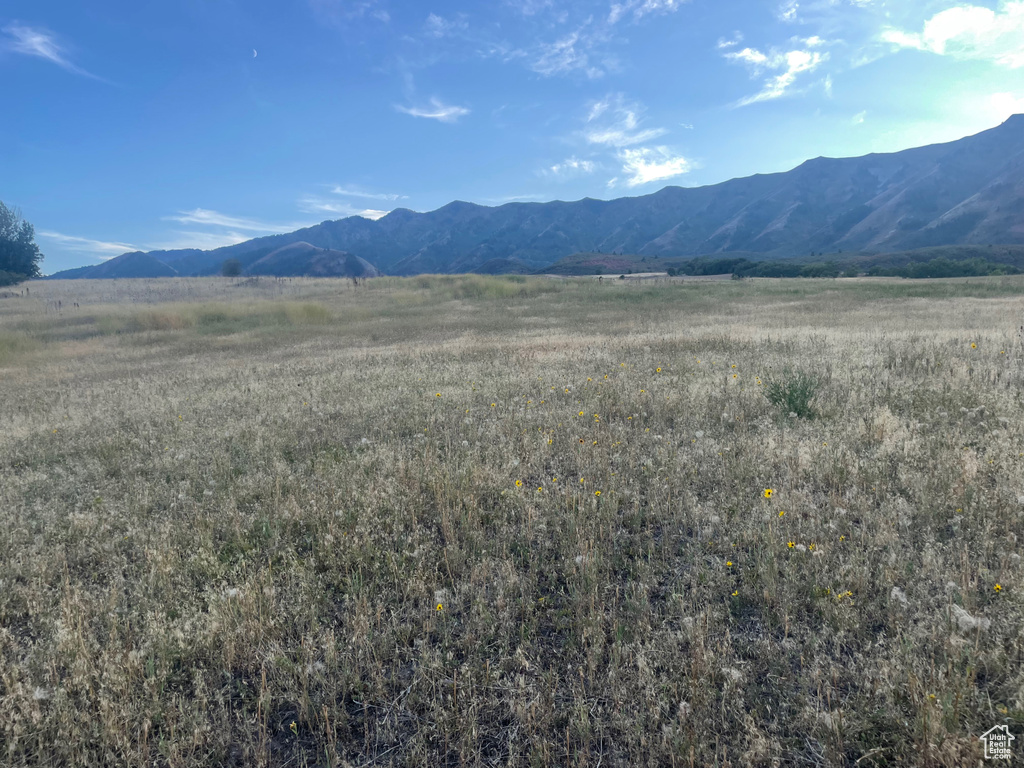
55 251 180 279
246 242 380 278
48 115 1024 278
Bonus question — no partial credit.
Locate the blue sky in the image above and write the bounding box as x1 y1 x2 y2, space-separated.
3 0 1024 273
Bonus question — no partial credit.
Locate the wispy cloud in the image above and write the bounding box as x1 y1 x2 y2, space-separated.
617 146 691 186
330 185 406 201
308 0 390 25
852 110 866 124
505 0 553 16
724 45 829 105
583 94 667 146
2 23 102 79
881 1 1024 68
147 231 257 252
531 27 609 78
542 157 596 178
424 13 469 38
717 32 744 50
482 193 548 203
777 0 799 23
395 97 470 122
38 231 138 260
298 197 390 219
608 0 688 25
163 208 308 233
156 208 319 251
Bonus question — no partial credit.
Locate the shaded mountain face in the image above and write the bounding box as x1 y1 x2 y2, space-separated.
48 115 1024 278
54 251 180 279
246 242 380 278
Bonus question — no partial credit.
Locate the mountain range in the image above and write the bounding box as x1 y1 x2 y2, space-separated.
49 114 1024 279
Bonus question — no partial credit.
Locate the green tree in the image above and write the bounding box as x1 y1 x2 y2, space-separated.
0 202 44 285
221 258 243 277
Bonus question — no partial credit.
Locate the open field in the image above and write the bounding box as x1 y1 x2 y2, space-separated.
2 274 1024 767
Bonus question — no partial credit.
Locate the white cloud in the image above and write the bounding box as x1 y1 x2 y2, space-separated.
2 23 101 79
395 97 470 122
147 231 256 251
778 0 799 22
727 47 770 68
298 197 390 219
583 93 668 146
543 157 596 177
37 231 139 260
163 208 306 233
852 109 866 124
881 2 1024 68
989 91 1024 118
483 193 548 203
308 0 390 25
609 0 688 25
717 33 744 49
505 0 553 16
531 29 606 78
724 45 829 105
330 185 406 201
424 13 468 38
618 146 691 186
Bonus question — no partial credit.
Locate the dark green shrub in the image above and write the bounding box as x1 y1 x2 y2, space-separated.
763 369 819 419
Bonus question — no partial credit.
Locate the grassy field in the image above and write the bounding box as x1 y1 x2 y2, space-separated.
1 274 1023 767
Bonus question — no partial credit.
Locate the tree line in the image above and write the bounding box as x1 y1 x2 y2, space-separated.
0 202 44 286
665 256 1019 279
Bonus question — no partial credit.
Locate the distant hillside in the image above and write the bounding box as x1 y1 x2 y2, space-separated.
474 258 535 275
50 251 179 279
246 242 380 278
47 114 1024 279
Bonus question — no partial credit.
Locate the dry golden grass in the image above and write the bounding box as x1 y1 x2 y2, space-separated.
1 274 1023 767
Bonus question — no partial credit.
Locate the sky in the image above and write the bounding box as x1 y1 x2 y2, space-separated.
3 0 1024 273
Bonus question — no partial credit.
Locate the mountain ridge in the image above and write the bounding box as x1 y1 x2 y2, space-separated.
47 115 1024 279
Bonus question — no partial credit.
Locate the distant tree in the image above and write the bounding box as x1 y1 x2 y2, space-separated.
221 258 243 277
842 267 859 278
0 202 44 285
800 262 841 278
